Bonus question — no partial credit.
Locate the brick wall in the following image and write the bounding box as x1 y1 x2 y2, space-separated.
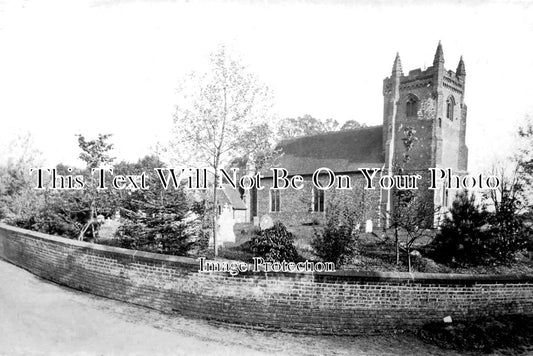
257 173 382 227
1 223 532 335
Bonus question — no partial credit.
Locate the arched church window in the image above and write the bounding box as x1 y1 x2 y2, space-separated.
270 189 281 212
446 96 455 120
312 187 325 212
406 95 419 117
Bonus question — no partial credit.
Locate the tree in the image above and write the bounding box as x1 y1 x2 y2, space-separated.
173 44 275 255
430 118 533 266
114 182 204 256
340 120 367 131
276 115 339 140
431 189 530 266
276 116 368 140
99 154 207 256
16 135 117 240
430 190 489 265
0 132 44 223
76 133 115 240
515 116 533 210
385 126 437 271
477 117 533 262
113 154 166 213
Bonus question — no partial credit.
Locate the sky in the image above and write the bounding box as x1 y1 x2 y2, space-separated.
0 0 532 172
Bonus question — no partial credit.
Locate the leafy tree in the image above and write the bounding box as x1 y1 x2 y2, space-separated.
510 117 533 211
0 132 44 222
277 116 367 140
113 154 166 212
485 210 530 264
10 135 117 240
16 183 86 238
75 134 116 240
173 44 275 255
77 134 115 170
340 120 367 131
475 117 533 263
482 166 531 264
277 115 339 140
322 118 340 132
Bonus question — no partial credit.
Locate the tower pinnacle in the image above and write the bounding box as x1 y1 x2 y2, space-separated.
456 56 466 77
392 52 403 76
433 41 444 66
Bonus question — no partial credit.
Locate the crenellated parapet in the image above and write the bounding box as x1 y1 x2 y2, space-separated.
381 42 469 226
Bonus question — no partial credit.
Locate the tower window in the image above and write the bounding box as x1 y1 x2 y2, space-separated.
312 187 325 212
406 96 419 117
446 96 455 120
270 189 281 212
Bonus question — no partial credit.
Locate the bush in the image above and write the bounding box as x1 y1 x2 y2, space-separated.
311 194 360 268
111 211 206 257
430 190 490 265
312 220 358 268
430 190 531 266
250 222 299 262
484 195 531 263
9 192 87 239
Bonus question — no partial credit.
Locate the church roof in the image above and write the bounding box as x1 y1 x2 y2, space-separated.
220 184 247 210
272 125 385 176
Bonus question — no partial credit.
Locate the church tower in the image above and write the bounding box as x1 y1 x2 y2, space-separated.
382 42 468 225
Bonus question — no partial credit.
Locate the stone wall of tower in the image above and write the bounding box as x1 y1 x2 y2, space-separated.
382 43 469 225
437 71 467 172
458 103 468 172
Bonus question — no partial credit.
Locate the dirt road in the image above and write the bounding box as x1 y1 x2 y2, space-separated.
0 259 459 356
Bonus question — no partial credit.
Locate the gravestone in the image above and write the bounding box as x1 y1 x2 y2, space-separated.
260 214 274 230
216 203 235 246
365 219 373 233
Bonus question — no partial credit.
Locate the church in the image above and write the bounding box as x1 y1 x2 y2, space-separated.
241 42 468 229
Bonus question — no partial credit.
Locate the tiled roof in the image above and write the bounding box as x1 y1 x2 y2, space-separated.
221 184 247 210
272 125 385 176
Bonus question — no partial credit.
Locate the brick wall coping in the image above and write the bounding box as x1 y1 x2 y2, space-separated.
2 223 532 285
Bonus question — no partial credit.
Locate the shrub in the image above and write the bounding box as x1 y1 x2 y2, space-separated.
250 221 299 262
484 195 530 263
430 190 490 265
111 211 206 257
312 219 358 268
311 194 360 268
431 190 530 266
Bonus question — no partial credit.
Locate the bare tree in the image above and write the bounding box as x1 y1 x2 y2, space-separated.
384 126 438 271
